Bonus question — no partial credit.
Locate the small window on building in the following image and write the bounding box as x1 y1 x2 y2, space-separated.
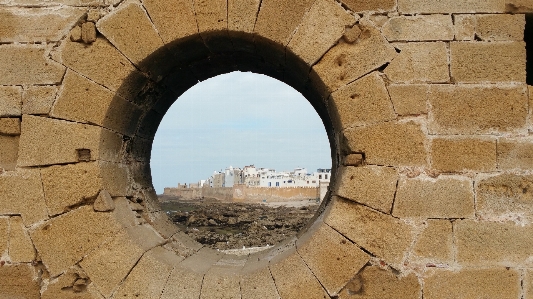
276 182 280 186
319 175 322 179
268 182 271 187
325 174 328 179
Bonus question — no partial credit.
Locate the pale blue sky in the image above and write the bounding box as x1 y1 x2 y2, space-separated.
150 71 332 194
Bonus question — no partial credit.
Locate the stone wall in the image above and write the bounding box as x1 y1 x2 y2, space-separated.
0 0 533 298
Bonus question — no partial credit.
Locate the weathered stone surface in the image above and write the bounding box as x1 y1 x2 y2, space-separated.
0 0 104 5
312 20 396 93
161 264 205 299
51 70 143 136
454 14 476 40
240 266 279 299
325 197 413 265
476 174 533 218
450 42 526 82
393 176 475 218
0 169 47 226
54 38 147 101
456 219 533 265
0 86 22 117
387 84 428 115
94 189 115 212
22 85 58 115
0 135 19 171
81 21 96 44
297 223 369 295
385 42 449 83
0 264 40 299
0 217 7 257
0 118 21 135
201 257 246 299
431 137 497 172
0 45 65 85
506 0 533 12
382 15 454 41
330 72 396 129
338 266 420 298
526 269 533 299
429 85 528 134
142 0 198 43
18 115 122 167
99 161 130 197
41 267 102 299
498 138 533 170
344 121 427 167
114 246 182 298
8 216 35 262
336 166 398 213
477 14 525 41
413 219 453 262
340 0 395 12
424 268 520 299
398 0 505 13
228 0 260 34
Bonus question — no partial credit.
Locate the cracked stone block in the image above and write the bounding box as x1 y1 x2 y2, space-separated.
0 45 65 85
340 0 395 12
0 135 19 171
393 176 475 219
161 264 205 299
476 14 525 41
143 0 198 43
476 174 533 218
94 189 115 212
344 121 427 167
330 72 396 129
297 222 370 296
41 267 102 299
325 197 413 266
8 216 35 263
387 84 428 116
22 85 58 115
413 219 453 262
398 0 505 13
0 264 40 299
450 41 526 83
0 118 21 136
431 137 497 173
454 15 476 41
228 0 261 53
0 86 22 117
240 266 279 299
382 15 454 41
424 268 520 299
336 165 398 214
200 257 247 299
497 138 533 170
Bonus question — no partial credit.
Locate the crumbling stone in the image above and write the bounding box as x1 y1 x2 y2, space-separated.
70 25 82 42
81 22 96 44
342 25 362 43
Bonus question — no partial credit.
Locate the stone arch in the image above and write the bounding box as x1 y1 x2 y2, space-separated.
1 0 533 298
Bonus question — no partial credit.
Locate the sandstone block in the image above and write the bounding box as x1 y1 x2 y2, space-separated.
340 0 395 12
312 20 396 93
142 0 198 43
228 0 261 34
41 267 102 299
18 115 122 167
477 14 525 41
22 85 58 115
398 0 505 13
387 84 428 115
0 169 48 226
506 0 533 12
330 72 396 129
297 223 369 295
8 216 35 262
81 21 96 44
382 15 454 41
0 7 84 43
0 217 7 257
393 176 475 218
240 267 279 299
476 174 533 218
498 138 533 170
454 15 476 40
54 38 147 101
336 165 398 213
413 219 453 262
0 264 40 299
0 135 19 171
456 219 533 265
450 41 526 82
0 86 22 117
325 197 413 265
0 118 21 135
344 121 427 167
338 266 420 298
526 269 533 299
201 263 244 299
94 189 115 212
424 268 520 299
100 161 130 197
161 265 205 299
0 45 65 85
431 137 497 172
384 42 449 83
51 70 143 136
429 85 528 134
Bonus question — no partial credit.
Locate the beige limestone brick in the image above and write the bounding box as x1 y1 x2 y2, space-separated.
413 219 453 262
0 169 48 226
228 0 261 34
297 223 369 295
387 84 428 115
18 115 122 167
0 264 40 299
0 7 84 43
0 86 22 117
384 42 450 83
0 44 65 85
161 265 205 299
0 217 7 257
498 138 533 170
506 0 533 12
476 174 533 218
201 259 245 299
526 269 533 299
429 84 528 134
141 0 198 43
338 266 420 298
22 85 58 115
40 162 102 217
99 161 130 197
41 267 103 299
454 15 476 41
94 189 114 212
325 197 414 265
340 0 395 12
312 20 396 93
344 121 427 167
114 246 182 298
54 38 148 101
0 135 19 171
424 268 520 299
51 70 143 136
336 165 398 213
195 0 234 53
8 216 35 262
382 15 454 41
240 267 279 299
398 0 505 13
0 118 21 136
450 41 526 82
431 137 497 172
393 176 475 219
456 219 533 265
330 72 396 129
477 14 525 41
